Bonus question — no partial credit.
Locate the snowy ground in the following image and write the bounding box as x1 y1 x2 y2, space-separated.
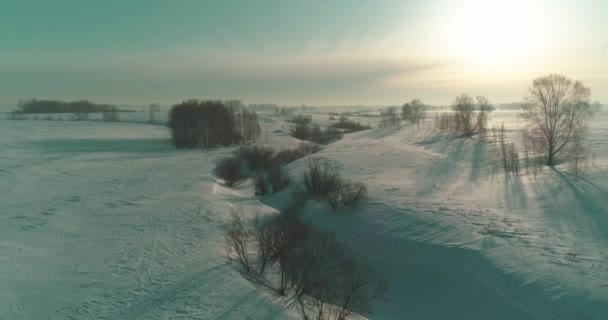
1 109 607 319
0 120 298 320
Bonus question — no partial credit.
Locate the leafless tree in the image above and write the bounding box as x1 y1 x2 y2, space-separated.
325 181 367 209
303 158 342 198
224 208 253 274
290 231 386 320
451 94 492 137
519 74 594 166
566 129 592 181
402 99 427 124
274 143 321 165
234 145 274 172
225 198 385 319
380 107 399 127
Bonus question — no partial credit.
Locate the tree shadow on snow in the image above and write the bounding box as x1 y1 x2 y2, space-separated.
415 135 466 196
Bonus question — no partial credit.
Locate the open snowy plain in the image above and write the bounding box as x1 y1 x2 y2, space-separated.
1 109 607 319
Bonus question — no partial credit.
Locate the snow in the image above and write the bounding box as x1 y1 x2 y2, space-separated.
1 109 607 319
0 120 296 320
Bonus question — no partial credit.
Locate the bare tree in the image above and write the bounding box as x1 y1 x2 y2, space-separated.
380 107 399 127
302 158 341 198
566 129 592 181
325 181 367 209
519 74 594 166
402 99 427 124
290 231 386 320
451 94 492 137
224 209 253 274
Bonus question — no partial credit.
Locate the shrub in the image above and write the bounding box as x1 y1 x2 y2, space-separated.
302 158 342 198
303 158 368 209
290 123 311 140
274 143 321 165
216 157 245 187
235 145 275 172
224 208 253 273
291 123 343 144
322 126 343 143
254 175 270 196
225 200 386 318
330 119 371 132
267 164 292 193
287 230 385 320
326 181 367 209
286 114 312 125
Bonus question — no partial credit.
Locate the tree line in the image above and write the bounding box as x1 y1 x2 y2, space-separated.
18 99 118 114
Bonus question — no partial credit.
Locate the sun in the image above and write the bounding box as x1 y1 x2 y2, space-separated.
441 0 546 68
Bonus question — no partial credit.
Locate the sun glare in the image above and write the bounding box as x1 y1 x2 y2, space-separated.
441 0 546 68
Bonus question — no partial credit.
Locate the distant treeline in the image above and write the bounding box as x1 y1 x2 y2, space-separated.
19 99 118 114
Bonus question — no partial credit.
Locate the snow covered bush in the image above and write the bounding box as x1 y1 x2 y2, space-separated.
325 181 367 209
274 143 321 165
290 123 312 140
225 199 386 319
216 157 245 187
254 175 270 196
291 124 343 144
303 158 342 198
303 158 367 209
267 164 292 193
286 114 312 125
224 208 253 273
330 118 371 132
225 197 311 291
235 145 275 172
286 230 385 320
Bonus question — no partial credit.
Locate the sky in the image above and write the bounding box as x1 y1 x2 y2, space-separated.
1 0 606 106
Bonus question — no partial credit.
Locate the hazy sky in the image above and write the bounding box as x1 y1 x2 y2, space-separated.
1 0 606 106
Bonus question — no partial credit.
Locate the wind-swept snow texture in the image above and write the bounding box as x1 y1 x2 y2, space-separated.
291 110 608 319
0 120 297 320
1 110 607 319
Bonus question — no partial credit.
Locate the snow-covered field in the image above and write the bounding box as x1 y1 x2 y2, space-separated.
1 109 607 319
